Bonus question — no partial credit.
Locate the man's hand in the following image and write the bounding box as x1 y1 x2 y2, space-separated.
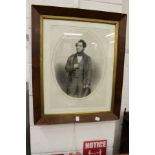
74 64 79 69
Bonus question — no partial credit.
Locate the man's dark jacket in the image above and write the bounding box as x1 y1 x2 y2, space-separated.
65 52 92 88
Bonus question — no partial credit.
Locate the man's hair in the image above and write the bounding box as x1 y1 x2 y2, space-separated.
75 39 87 48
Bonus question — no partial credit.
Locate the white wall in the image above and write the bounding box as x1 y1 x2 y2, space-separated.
26 0 129 154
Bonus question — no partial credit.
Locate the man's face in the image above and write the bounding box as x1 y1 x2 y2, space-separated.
76 42 84 53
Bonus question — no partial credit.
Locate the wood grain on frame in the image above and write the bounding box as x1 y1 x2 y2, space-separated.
32 5 127 125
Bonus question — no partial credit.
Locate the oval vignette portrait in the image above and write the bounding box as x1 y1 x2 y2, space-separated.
53 31 106 98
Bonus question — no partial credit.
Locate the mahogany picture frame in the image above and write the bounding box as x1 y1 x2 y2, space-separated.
32 5 127 125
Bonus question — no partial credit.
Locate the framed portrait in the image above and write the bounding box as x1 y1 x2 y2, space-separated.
32 5 127 124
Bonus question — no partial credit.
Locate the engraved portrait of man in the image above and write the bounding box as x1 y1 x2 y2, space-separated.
65 39 92 97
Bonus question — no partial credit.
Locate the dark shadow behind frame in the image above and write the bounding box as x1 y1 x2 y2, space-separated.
26 82 31 155
119 109 129 154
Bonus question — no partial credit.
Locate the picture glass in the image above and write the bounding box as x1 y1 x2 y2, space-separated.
42 18 116 114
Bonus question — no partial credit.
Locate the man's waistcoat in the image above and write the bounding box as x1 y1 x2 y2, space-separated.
65 52 92 87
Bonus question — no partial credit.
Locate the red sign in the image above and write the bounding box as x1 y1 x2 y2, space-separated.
83 140 107 155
